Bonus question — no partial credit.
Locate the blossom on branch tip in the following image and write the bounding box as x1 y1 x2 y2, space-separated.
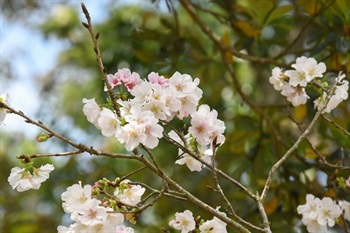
314 73 349 113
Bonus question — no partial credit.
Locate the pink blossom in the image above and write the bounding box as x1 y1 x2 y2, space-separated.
107 68 141 91
148 72 169 87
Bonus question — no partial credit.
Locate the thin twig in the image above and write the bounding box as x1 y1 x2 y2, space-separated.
81 3 120 116
17 150 83 159
286 106 350 170
322 116 350 137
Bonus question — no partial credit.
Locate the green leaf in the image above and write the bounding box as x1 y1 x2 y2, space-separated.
266 5 293 25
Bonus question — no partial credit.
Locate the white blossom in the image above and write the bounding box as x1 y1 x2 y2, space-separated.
314 73 349 113
76 198 107 226
199 216 227 233
97 108 119 137
281 83 309 106
8 167 34 192
61 181 92 214
286 56 326 87
169 210 196 233
82 98 101 129
269 67 286 91
114 180 146 206
339 200 350 221
297 194 321 220
8 164 54 192
298 194 343 232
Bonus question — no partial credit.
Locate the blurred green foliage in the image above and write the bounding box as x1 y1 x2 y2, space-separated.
1 0 349 232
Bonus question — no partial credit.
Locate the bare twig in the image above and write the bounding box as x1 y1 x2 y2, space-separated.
81 3 120 116
322 115 350 137
17 150 83 159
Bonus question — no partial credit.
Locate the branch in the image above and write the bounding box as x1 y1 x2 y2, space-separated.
17 150 82 159
1 102 135 161
138 155 252 233
81 3 120 117
163 133 257 200
260 82 338 202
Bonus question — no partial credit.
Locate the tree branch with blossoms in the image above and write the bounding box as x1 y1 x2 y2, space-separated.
2 2 350 233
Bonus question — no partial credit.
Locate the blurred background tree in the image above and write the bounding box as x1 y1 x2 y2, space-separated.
1 0 349 232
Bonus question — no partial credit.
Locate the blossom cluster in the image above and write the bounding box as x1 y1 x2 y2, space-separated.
269 56 348 111
297 194 350 232
169 209 227 233
83 69 225 171
8 164 54 192
58 181 138 233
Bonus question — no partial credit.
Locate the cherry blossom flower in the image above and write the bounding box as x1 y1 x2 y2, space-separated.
286 56 326 87
61 181 92 214
169 72 203 119
269 67 286 91
0 93 9 124
148 71 169 88
346 176 350 188
314 73 349 113
175 155 203 172
339 200 350 221
199 216 227 233
31 164 55 189
317 197 341 227
114 180 146 206
301 218 327 233
76 198 107 226
297 194 322 220
117 107 163 150
82 98 101 129
298 194 343 232
189 104 225 146
107 68 141 91
8 164 54 192
169 210 196 233
117 121 146 151
281 83 309 106
8 167 34 192
97 108 120 137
